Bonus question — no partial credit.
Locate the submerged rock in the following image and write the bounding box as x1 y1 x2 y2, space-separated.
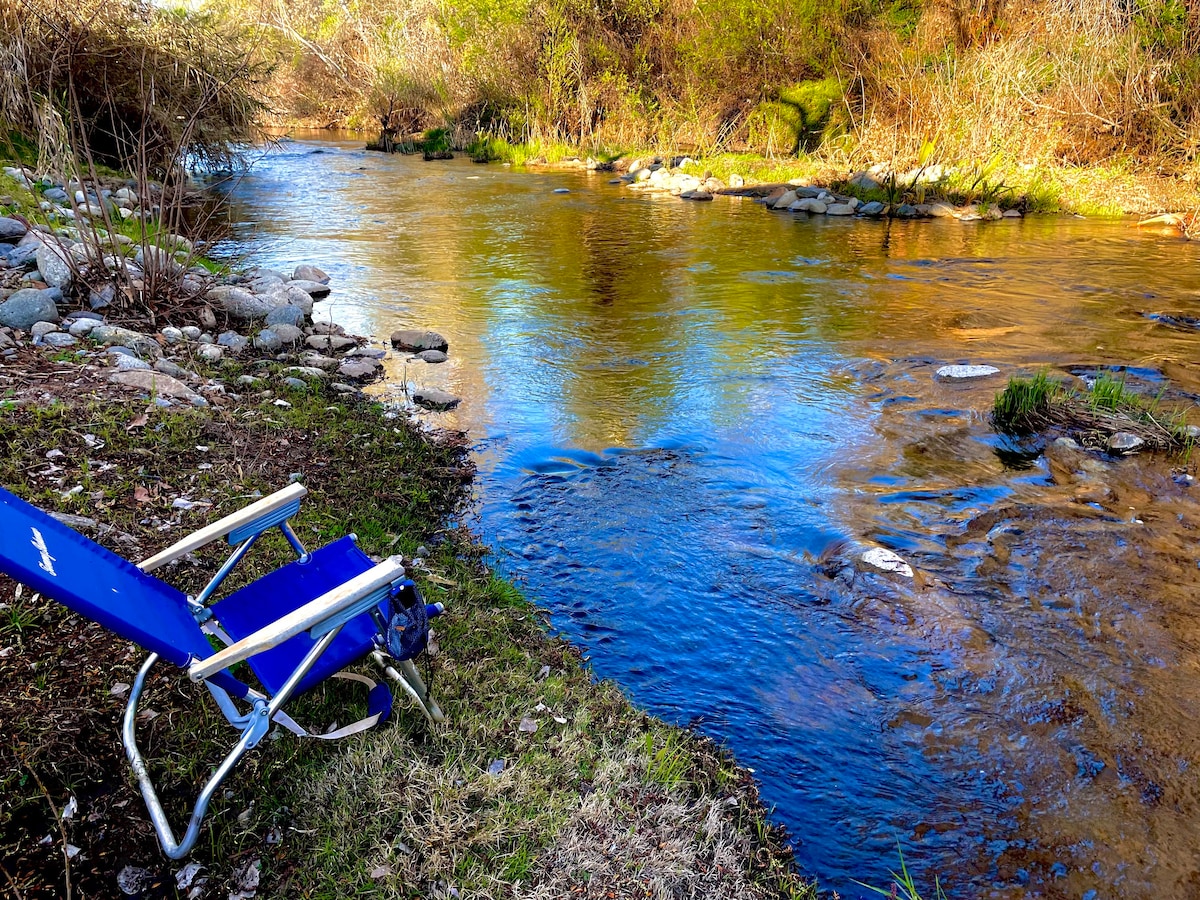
936 364 1001 381
1107 432 1145 454
860 547 914 577
418 349 448 363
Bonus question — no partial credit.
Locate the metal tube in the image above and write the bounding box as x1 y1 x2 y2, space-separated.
279 520 309 562
123 654 261 859
194 533 260 606
266 625 342 718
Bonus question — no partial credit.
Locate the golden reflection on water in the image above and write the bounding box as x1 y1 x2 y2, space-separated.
225 140 1200 898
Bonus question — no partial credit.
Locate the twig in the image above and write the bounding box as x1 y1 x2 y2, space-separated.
17 758 72 900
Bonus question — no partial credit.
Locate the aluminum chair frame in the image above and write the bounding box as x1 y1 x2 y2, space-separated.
1 483 444 859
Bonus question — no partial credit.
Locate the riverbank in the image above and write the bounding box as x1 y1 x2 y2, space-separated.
0 183 810 897
353 129 1199 221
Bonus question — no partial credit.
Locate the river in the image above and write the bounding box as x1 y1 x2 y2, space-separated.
217 135 1200 899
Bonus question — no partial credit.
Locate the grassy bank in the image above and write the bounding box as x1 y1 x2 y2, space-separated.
0 349 808 898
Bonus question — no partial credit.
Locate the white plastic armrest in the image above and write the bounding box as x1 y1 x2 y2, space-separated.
137 483 308 573
187 556 405 683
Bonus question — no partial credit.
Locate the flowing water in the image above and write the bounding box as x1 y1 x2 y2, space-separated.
218 136 1200 898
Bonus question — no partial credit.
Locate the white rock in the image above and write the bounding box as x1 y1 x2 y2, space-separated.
791 198 827 214
861 547 914 577
936 364 1000 381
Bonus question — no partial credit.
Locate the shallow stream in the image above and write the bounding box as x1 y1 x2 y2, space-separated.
219 136 1200 898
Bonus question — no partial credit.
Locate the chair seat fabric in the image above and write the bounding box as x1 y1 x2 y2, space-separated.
0 486 216 668
210 536 385 696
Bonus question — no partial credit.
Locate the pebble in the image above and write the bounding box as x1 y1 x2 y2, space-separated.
30 321 58 340
41 332 77 349
154 359 190 379
282 377 308 390
269 323 304 344
418 349 448 364
292 264 329 284
265 304 306 328
306 334 356 352
197 344 224 362
161 326 184 344
253 329 283 352
217 331 249 353
285 366 326 378
337 357 382 380
116 355 152 371
331 382 358 394
1107 432 1144 454
67 318 98 337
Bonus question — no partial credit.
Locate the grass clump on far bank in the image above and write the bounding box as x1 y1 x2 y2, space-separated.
0 355 810 899
993 370 1195 452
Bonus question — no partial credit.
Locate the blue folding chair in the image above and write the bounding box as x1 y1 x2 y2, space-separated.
0 483 444 858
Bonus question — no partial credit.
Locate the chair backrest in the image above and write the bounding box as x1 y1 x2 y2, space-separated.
0 486 217 669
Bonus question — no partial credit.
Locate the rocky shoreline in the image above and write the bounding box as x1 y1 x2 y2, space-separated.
0 164 467 415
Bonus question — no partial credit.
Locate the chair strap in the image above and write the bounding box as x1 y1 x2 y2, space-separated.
270 672 386 740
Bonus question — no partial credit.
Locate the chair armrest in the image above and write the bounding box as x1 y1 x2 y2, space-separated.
187 556 405 683
138 483 308 573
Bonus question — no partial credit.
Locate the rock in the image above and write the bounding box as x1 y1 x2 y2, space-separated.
67 318 98 338
299 352 339 370
89 284 115 310
0 288 60 329
896 204 918 218
859 201 888 217
268 323 304 345
253 329 283 352
391 329 448 352
153 358 191 379
418 349 448 363
217 330 249 353
209 286 273 319
927 202 958 218
771 190 798 210
860 547 913 577
287 279 331 298
265 305 306 328
285 366 326 379
90 324 159 357
729 173 744 188
306 334 357 352
116 354 153 371
680 190 713 201
936 364 1001 381
292 264 329 284
1108 432 1145 454
35 242 73 289
161 326 184 344
849 171 882 191
825 203 855 216
181 326 202 340
332 382 358 394
412 388 460 410
791 198 827 214
197 306 217 331
282 377 308 390
41 332 77 349
0 217 27 240
109 370 206 405
347 347 386 359
337 357 382 380
197 344 224 363
30 321 58 341
117 865 155 896
1002 209 1023 218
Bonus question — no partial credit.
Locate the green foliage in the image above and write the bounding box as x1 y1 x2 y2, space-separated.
854 844 946 900
421 127 453 155
747 78 848 155
993 371 1060 434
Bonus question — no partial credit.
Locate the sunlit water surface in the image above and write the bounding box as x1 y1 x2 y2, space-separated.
217 136 1200 898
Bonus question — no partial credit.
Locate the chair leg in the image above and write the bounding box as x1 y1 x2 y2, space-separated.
123 654 271 859
371 651 445 724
